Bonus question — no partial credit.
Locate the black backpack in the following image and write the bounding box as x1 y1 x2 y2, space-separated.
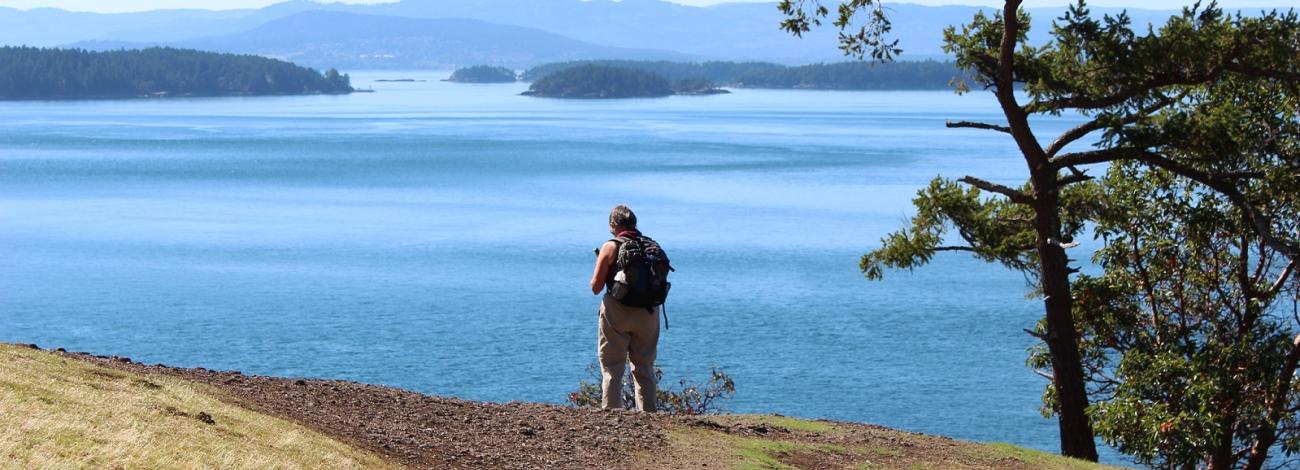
608 235 672 308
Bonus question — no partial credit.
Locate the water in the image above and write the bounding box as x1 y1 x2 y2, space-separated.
0 71 1127 464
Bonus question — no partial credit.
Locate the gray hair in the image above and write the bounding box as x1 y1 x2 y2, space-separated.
608 205 637 229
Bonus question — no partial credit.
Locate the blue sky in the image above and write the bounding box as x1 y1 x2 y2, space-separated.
0 0 1295 13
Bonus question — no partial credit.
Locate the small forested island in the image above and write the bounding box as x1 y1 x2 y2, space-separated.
445 65 517 83
0 46 353 100
672 77 730 95
521 64 727 99
524 59 970 90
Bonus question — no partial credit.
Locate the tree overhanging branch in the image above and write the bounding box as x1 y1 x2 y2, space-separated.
934 245 978 252
1138 162 1298 263
1043 93 1184 158
957 175 1032 204
946 120 1011 133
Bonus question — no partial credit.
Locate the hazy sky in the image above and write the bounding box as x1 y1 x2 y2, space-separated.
0 0 1293 13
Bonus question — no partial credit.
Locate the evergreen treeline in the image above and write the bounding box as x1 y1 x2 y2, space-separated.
733 61 967 90
447 65 517 83
521 65 672 99
522 60 969 90
522 60 784 83
0 46 353 100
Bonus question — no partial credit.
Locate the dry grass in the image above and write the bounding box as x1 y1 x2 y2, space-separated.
0 344 396 469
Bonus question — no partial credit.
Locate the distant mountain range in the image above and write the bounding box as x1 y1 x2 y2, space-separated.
0 0 1275 68
75 11 694 69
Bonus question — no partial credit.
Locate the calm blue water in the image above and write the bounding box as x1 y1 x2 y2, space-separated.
0 71 1127 463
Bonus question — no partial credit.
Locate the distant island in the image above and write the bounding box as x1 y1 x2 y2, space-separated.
375 78 426 82
0 46 354 100
521 64 727 99
445 65 518 83
524 59 971 91
672 77 730 95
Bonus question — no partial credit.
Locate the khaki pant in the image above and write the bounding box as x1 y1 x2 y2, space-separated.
598 294 660 412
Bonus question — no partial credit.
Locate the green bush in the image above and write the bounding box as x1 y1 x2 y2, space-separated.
567 362 735 415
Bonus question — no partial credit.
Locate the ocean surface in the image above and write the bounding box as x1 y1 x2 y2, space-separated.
0 71 1126 463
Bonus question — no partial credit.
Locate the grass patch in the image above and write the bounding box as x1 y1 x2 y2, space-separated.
656 415 1129 470
970 442 1122 470
0 344 396 469
655 424 855 470
737 438 849 470
869 447 902 457
719 414 838 433
736 439 798 470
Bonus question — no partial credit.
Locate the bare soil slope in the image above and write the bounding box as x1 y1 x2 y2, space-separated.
9 344 1124 469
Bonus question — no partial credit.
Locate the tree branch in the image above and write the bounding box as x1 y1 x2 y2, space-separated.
957 175 1033 204
1123 151 1300 263
946 120 1011 134
968 50 999 73
934 246 978 252
1050 146 1300 279
1244 334 1300 470
1049 148 1135 168
1268 261 1296 298
1133 154 1300 262
1056 171 1093 188
1043 93 1183 158
1026 62 1226 114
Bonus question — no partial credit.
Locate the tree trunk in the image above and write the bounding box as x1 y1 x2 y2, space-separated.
1207 395 1240 469
1032 177 1100 462
992 0 1098 460
1244 334 1300 470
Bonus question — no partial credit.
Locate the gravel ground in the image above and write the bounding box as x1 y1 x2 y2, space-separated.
57 348 668 469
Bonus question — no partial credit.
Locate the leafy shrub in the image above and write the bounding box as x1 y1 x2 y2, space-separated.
567 362 735 415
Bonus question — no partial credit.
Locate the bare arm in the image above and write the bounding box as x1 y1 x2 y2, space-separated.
590 241 617 295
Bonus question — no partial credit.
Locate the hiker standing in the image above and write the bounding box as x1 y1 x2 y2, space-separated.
589 205 672 412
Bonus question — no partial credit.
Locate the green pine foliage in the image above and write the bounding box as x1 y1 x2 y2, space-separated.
783 0 1300 463
447 65 517 83
0 46 353 100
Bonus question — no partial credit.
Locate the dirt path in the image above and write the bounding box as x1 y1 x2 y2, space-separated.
60 349 667 469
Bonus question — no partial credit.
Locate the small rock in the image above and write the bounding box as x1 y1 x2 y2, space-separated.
22 343 39 350
196 412 216 425
295 379 307 386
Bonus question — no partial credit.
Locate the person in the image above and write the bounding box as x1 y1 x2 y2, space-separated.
589 204 660 412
